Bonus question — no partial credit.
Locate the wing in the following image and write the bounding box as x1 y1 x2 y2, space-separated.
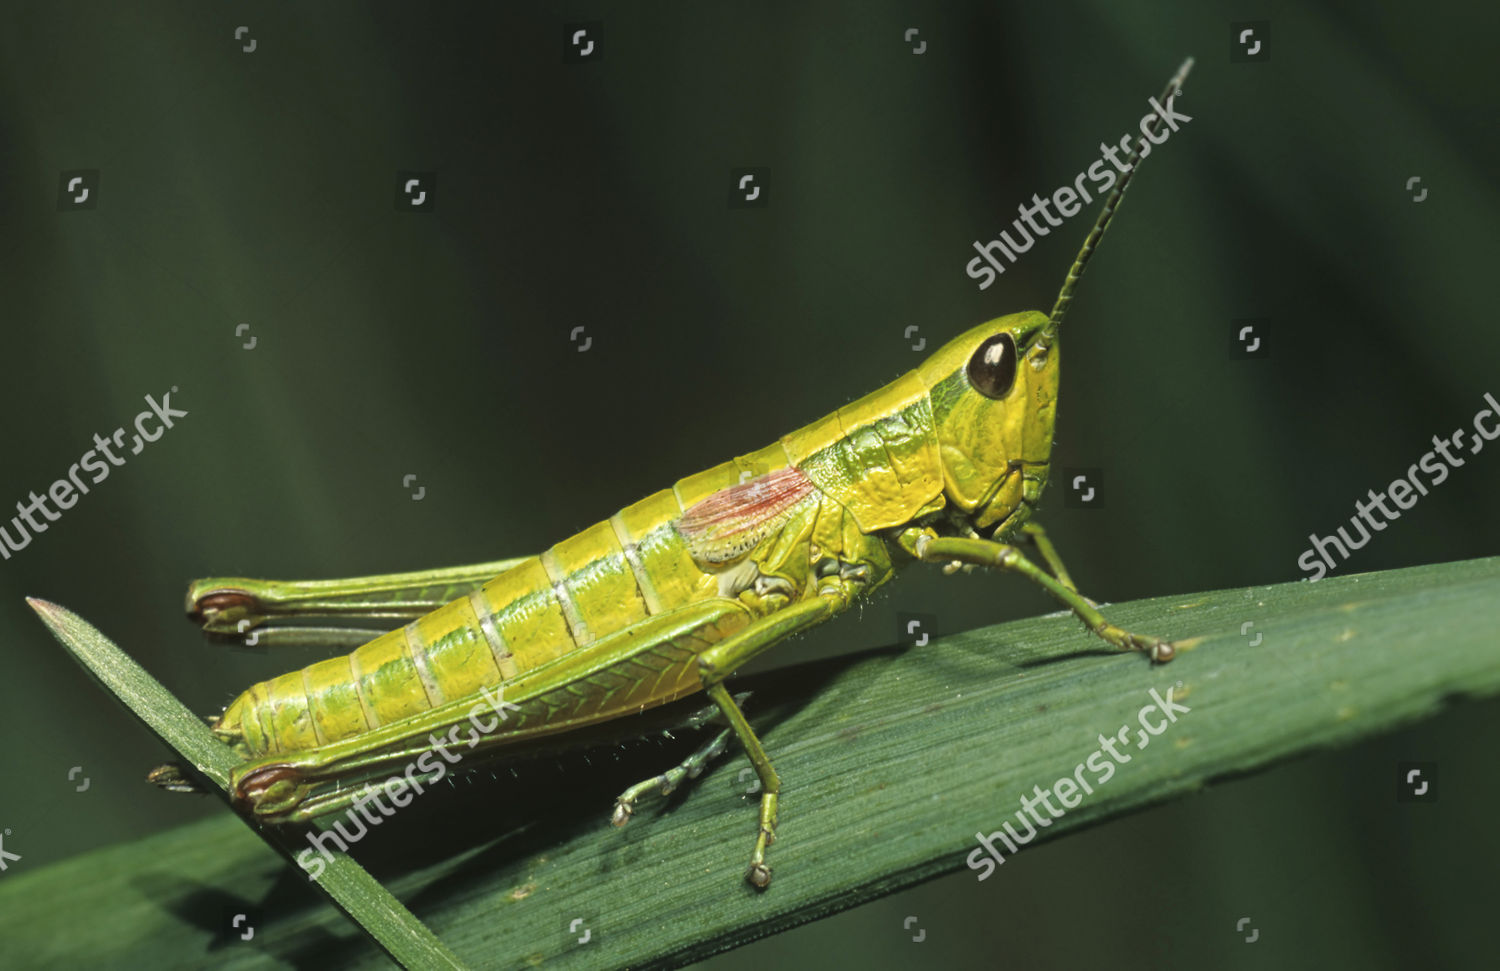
673 466 819 564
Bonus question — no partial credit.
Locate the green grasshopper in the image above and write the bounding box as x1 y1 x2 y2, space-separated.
159 60 1192 889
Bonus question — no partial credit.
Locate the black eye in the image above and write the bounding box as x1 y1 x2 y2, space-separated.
967 333 1017 400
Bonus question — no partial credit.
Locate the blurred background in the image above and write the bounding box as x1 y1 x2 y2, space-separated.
1 1 1496 968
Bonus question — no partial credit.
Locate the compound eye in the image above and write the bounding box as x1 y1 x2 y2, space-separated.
967 333 1017 400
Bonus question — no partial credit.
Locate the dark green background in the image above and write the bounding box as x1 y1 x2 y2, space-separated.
2 1 1496 968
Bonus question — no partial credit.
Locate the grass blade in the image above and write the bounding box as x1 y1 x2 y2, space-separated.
25 598 469 971
6 557 1499 968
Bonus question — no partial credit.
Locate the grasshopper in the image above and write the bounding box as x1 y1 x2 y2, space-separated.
159 60 1192 889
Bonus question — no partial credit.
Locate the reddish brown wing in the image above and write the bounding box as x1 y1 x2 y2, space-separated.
675 467 817 564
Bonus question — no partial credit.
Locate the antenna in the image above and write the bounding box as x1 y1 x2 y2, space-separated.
1037 57 1194 349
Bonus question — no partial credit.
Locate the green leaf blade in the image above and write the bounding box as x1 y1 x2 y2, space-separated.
25 597 469 971
6 558 1499 969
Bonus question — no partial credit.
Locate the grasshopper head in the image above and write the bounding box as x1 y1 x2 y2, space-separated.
917 310 1059 533
914 55 1195 535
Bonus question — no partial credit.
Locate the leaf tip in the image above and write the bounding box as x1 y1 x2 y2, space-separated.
26 598 87 647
